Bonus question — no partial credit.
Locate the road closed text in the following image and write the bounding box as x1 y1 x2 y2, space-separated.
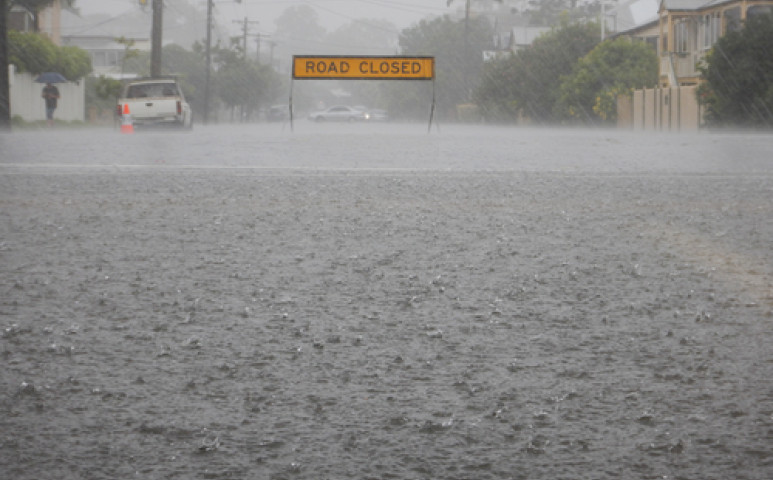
293 56 434 80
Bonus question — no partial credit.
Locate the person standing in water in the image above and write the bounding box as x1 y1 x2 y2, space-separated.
41 82 60 127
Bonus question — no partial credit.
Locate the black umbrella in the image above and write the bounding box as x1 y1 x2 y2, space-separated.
34 72 68 83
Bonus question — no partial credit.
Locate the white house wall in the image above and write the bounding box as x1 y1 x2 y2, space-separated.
9 68 86 122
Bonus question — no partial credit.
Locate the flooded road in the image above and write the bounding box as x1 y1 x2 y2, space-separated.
2 124 772 479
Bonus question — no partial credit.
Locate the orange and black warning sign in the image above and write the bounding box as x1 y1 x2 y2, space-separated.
293 55 434 80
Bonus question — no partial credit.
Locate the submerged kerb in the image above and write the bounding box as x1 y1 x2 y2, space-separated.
293 56 434 80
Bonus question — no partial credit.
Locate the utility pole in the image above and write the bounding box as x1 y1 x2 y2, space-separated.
150 0 163 77
204 0 242 124
233 17 259 58
0 0 10 131
253 33 271 64
269 40 277 70
205 0 213 124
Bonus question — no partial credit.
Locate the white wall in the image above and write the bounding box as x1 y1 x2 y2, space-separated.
8 66 86 122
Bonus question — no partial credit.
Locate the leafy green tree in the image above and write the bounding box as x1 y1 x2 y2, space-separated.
8 30 90 79
54 44 91 79
272 5 327 64
115 36 140 76
217 60 276 121
474 19 599 123
556 37 658 124
697 13 773 128
215 38 284 121
161 43 209 115
7 29 56 73
85 74 121 120
391 14 493 120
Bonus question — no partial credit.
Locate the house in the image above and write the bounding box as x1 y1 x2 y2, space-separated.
482 6 551 61
611 0 772 129
607 0 660 49
656 0 773 87
7 5 35 33
612 0 773 87
59 9 151 78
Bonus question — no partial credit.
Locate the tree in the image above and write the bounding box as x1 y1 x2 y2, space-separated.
392 14 493 120
162 43 205 112
213 38 283 121
474 18 599 123
85 75 122 121
2 1 84 129
8 30 91 80
697 12 773 128
556 37 658 124
272 5 327 65
115 36 140 76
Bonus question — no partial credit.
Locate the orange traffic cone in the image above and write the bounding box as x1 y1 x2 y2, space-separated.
120 103 134 134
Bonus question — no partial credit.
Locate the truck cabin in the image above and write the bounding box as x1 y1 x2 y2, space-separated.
126 83 179 99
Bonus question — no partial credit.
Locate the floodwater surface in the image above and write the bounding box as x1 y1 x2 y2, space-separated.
1 124 772 480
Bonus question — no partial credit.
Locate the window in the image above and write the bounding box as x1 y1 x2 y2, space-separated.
724 7 741 33
700 12 721 51
675 20 689 53
93 51 106 67
127 83 178 99
644 36 658 52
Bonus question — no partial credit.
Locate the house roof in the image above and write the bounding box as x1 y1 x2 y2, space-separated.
60 9 151 39
659 0 735 12
511 26 552 46
613 0 749 35
611 0 659 34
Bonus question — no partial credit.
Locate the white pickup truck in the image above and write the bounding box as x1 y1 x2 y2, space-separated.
117 78 193 129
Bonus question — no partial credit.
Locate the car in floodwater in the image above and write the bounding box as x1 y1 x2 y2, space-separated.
116 78 193 130
364 109 389 122
266 104 291 122
307 105 367 122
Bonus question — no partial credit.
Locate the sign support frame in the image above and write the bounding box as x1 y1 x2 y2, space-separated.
288 55 436 133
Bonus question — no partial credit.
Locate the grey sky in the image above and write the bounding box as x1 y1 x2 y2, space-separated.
74 0 454 34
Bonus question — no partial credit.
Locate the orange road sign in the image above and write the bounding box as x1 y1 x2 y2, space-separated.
293 56 434 80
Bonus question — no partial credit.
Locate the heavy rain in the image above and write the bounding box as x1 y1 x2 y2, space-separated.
1 1 773 480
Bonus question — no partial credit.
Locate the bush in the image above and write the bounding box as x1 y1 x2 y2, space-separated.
474 20 600 124
698 13 773 128
8 31 92 80
557 38 658 124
